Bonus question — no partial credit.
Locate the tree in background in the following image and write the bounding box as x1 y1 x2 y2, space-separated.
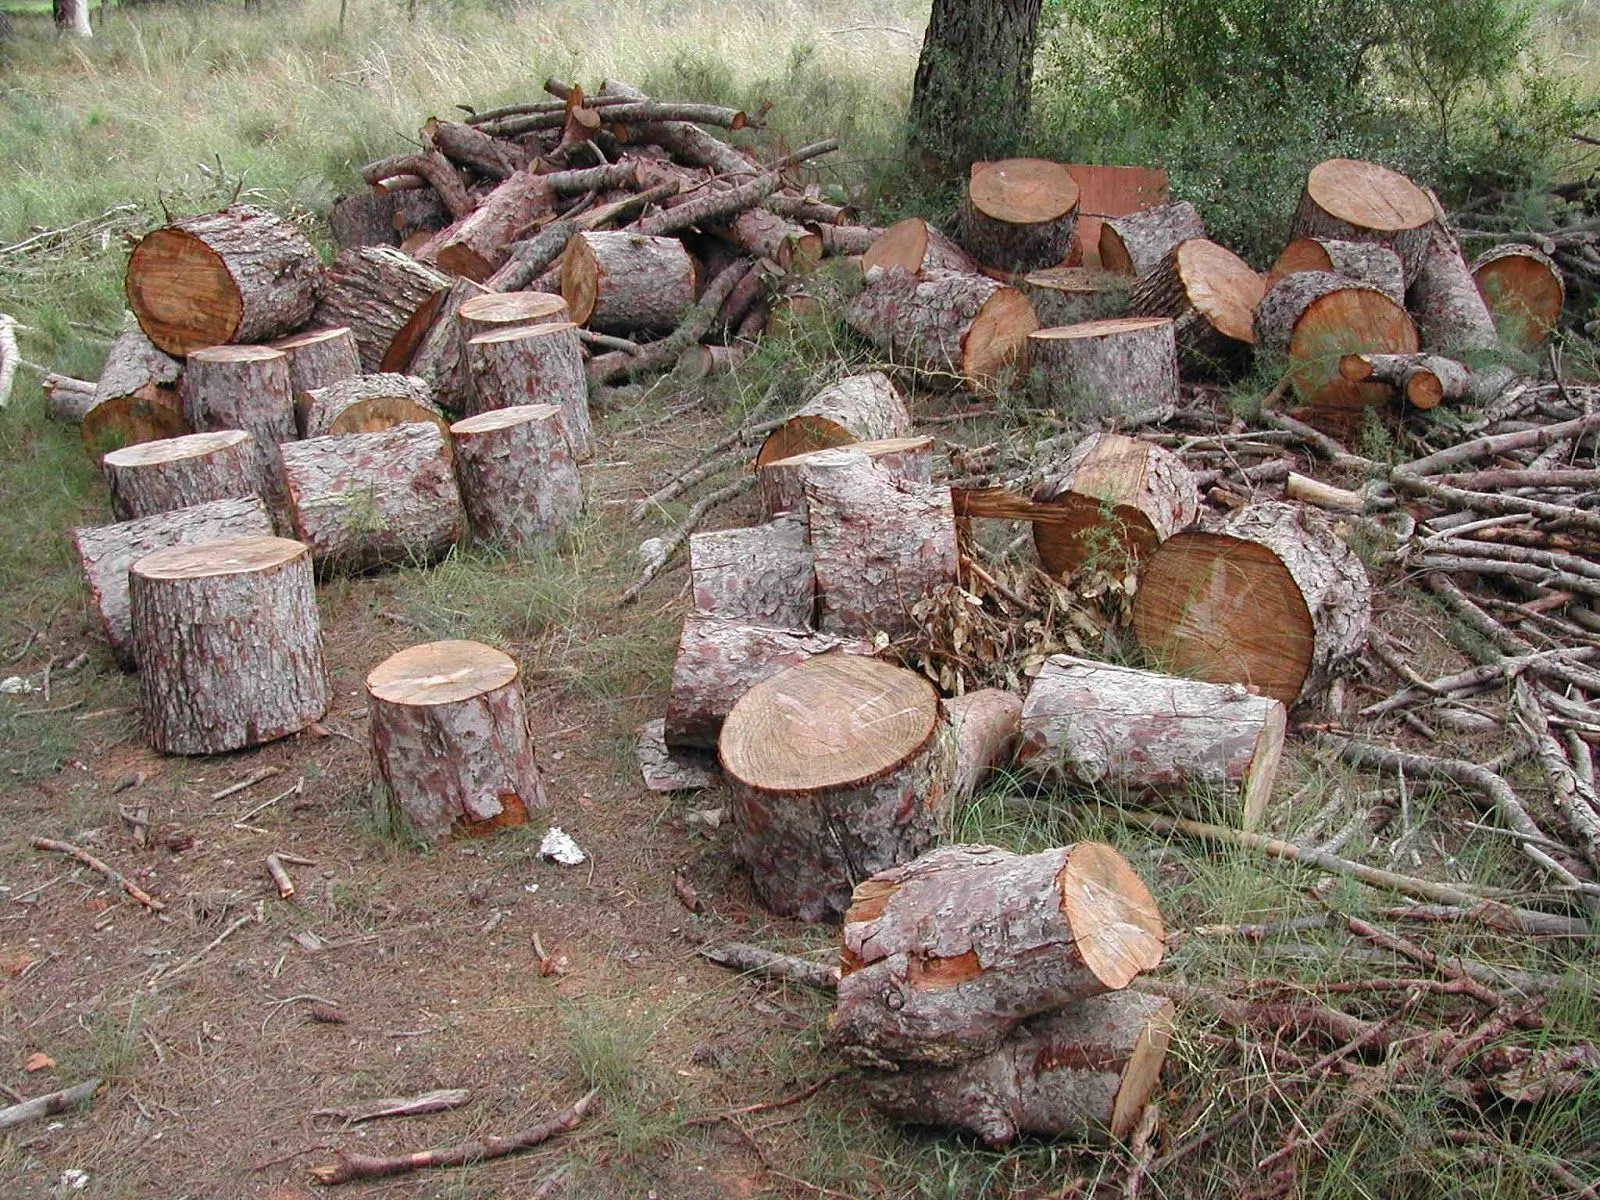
52 0 92 38
908 0 1043 166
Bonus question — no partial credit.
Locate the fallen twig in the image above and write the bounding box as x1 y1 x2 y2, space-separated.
311 1088 472 1125
699 941 839 990
211 766 282 801
0 1079 101 1132
30 836 165 912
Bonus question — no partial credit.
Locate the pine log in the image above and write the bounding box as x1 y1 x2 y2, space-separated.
1268 237 1405 304
675 343 750 380
269 327 361 401
103 429 259 521
1017 268 1131 328
845 267 1038 392
1337 352 1483 409
367 640 547 840
331 191 400 249
1027 317 1178 419
71 496 274 668
766 193 856 226
1031 432 1198 577
280 422 465 573
1288 158 1436 284
314 247 451 371
1098 201 1205 278
457 290 570 340
80 326 187 456
1127 239 1265 379
560 231 697 334
596 79 756 177
379 277 486 413
1408 222 1500 354
179 344 295 443
1471 244 1565 351
755 372 913 467
43 373 98 424
633 173 779 240
450 404 581 552
432 169 554 282
464 322 592 458
664 618 873 750
688 518 813 627
130 536 329 754
944 688 1023 803
863 991 1174 1147
424 116 526 179
721 654 955 922
721 208 822 272
362 149 474 217
1132 501 1372 705
1018 655 1286 830
298 374 446 445
760 436 933 523
959 159 1081 273
815 224 880 257
862 218 981 277
832 842 1165 1065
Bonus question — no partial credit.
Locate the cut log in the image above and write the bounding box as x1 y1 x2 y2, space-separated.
944 688 1022 803
432 169 554 282
721 654 954 922
1031 432 1199 577
862 991 1174 1147
862 218 981 277
1016 268 1131 328
760 436 934 522
1017 655 1286 830
816 224 881 257
1408 222 1500 354
637 718 719 793
425 116 526 179
959 159 1081 273
845 267 1038 392
561 231 697 334
392 186 452 242
457 291 570 341
1127 239 1265 379
1337 352 1485 409
102 430 259 521
314 247 451 371
80 326 187 457
675 343 750 381
721 208 822 272
689 518 813 627
43 374 98 424
280 422 465 573
269 327 361 401
367 640 547 840
1268 237 1405 304
832 842 1165 1065
379 277 486 414
1027 317 1178 419
300 372 447 441
755 372 912 467
766 193 856 226
596 79 756 177
179 344 296 443
330 191 399 249
1132 500 1372 705
130 535 329 754
71 496 274 668
1288 159 1436 284
1098 201 1205 278
450 404 581 552
664 617 873 751
124 205 323 357
464 322 592 459
1471 244 1565 351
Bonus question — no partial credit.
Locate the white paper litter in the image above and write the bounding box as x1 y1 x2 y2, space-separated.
1 675 39 695
539 826 586 867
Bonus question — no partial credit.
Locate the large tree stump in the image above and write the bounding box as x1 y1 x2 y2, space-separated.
944 688 1023 803
1017 268 1131 328
103 430 260 521
721 654 955 922
1288 158 1436 284
269 327 361 402
301 374 447 441
1268 237 1405 304
314 246 451 371
1132 501 1372 706
959 159 1081 273
80 326 188 457
367 639 547 841
457 291 570 341
862 991 1175 1147
561 231 697 334
1031 432 1199 577
125 204 323 356
862 218 980 277
689 518 814 627
1471 244 1565 351
432 169 553 282
845 267 1038 392
280 422 465 573
1408 222 1500 354
760 436 933 522
464 321 592 459
379 278 487 414
832 843 1165 1066
1098 201 1205 278
450 404 581 553
755 372 913 467
1017 655 1286 830
130 536 329 754
72 496 274 668
1127 239 1265 379
1027 317 1178 419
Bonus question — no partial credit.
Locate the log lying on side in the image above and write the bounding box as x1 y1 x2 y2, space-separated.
300 373 447 440
1017 655 1286 831
1031 432 1198 577
130 536 329 755
832 843 1165 1066
1133 501 1372 706
1337 352 1511 410
1287 158 1437 284
816 223 881 258
689 518 814 627
379 277 486 414
432 168 553 282
675 343 750 381
959 158 1081 273
457 290 570 341
103 430 259 521
1127 239 1265 379
1268 237 1405 304
43 373 98 424
464 322 592 459
862 217 980 277
722 654 954 922
1017 268 1131 328
561 231 697 334
596 78 757 177
944 688 1022 803
720 208 822 273
80 326 187 456
124 204 323 356
270 327 361 398
1471 244 1565 351
314 247 451 371
754 372 912 467
1027 316 1178 420
760 436 933 522
1408 220 1500 354
367 639 547 840
451 404 581 553
331 190 399 250
1098 201 1205 278
863 991 1174 1147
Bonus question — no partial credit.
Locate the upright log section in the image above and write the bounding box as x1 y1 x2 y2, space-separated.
450 404 581 553
1017 268 1131 328
1288 158 1436 284
180 345 296 444
464 322 592 458
130 536 329 754
270 327 361 400
314 246 451 371
1027 317 1178 419
1098 201 1205 278
689 518 814 627
1128 239 1265 379
80 326 188 456
760 436 933 523
367 640 547 841
832 843 1165 1066
1268 238 1405 304
125 204 323 356
561 231 697 334
457 291 570 341
959 159 1081 273
1471 244 1564 351
103 430 259 521
721 654 954 923
754 372 912 467
300 373 448 440
1133 501 1372 706
862 218 980 277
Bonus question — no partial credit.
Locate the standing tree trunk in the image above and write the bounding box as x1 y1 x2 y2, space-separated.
908 0 1043 165
53 0 92 37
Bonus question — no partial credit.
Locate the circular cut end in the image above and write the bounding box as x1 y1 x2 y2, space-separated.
1405 371 1445 410
755 416 858 467
323 394 447 438
468 321 578 350
134 535 306 581
81 396 192 458
1306 158 1434 233
1056 842 1165 988
273 327 352 352
367 639 518 706
1175 240 1266 344
560 237 600 326
719 655 939 794
1030 316 1173 343
459 290 570 330
1287 289 1418 410
1240 701 1287 832
1472 254 1564 351
1267 237 1336 286
1034 497 1159 577
125 229 244 356
1025 266 1123 295
1132 531 1316 704
962 287 1040 384
451 403 562 435
186 344 286 366
762 435 932 478
862 218 932 275
1110 998 1176 1139
969 159 1080 225
103 429 250 469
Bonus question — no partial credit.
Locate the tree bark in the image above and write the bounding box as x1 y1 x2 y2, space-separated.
1408 222 1500 354
863 218 981 277
1268 237 1405 304
314 246 451 371
42 374 98 424
689 518 814 627
1099 201 1205 278
755 372 912 467
432 169 554 282
269 327 361 405
1470 243 1565 351
1017 267 1131 327
102 429 260 521
53 0 92 37
300 372 447 440
450 404 582 553
1127 239 1265 379
1337 352 1494 409
719 208 822 272
560 231 697 334
464 321 592 458
1288 158 1436 284
379 277 487 414
597 79 757 176
944 688 1022 803
330 191 399 250
80 326 187 457
1026 316 1178 419
959 158 1080 273
908 0 1043 165
760 435 933 523
178 344 296 503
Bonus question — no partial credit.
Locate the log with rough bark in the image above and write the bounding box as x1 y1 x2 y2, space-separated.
689 518 813 627
392 186 452 243
637 717 719 792
1132 501 1372 706
102 430 260 521
1268 237 1405 304
766 193 856 226
1031 432 1198 577
1408 221 1500 354
424 116 526 179
845 267 1038 392
1471 244 1565 351
179 344 296 442
71 496 274 668
754 372 913 467
1287 158 1436 284
450 404 581 552
1127 239 1265 379
664 618 873 750
1017 655 1286 831
721 208 822 272
560 231 697 334
330 191 399 250
280 422 465 573
314 247 451 371
675 343 750 380
816 223 881 257
130 536 329 754
363 149 474 217
464 322 592 459
721 654 955 922
457 290 570 340
269 327 361 402
379 277 486 413
124 205 323 356
1017 268 1131 328
832 842 1165 1066
1027 317 1178 419
43 373 98 424
80 326 187 456
862 991 1174 1147
431 169 554 282
1336 352 1495 409
367 639 547 840
944 688 1022 803
862 218 982 277
959 159 1081 273
1098 201 1205 278
760 436 933 522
